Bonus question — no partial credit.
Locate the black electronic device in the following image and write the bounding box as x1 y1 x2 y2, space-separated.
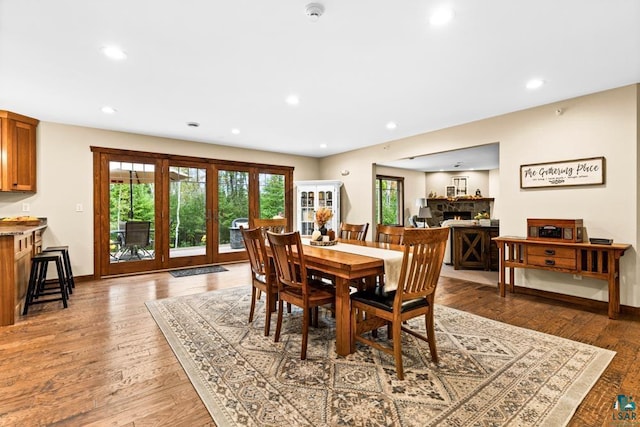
589 238 613 245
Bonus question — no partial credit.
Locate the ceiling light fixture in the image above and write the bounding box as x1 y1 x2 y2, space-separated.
231 128 240 135
305 3 325 22
320 143 328 148
429 7 454 26
526 78 545 90
101 106 117 114
101 45 127 61
386 121 397 130
186 121 200 127
286 95 300 106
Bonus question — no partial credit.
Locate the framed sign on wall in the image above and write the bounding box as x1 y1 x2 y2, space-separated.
520 156 605 189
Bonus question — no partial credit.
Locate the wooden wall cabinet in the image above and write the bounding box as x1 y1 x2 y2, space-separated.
0 110 39 192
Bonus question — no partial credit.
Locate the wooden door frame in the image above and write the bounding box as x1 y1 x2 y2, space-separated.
92 146 293 278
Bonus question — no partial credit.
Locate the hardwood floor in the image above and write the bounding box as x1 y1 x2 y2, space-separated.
1 262 638 426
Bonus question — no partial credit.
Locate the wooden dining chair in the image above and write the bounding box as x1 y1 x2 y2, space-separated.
249 218 287 300
252 217 287 234
267 230 335 360
338 222 369 241
240 227 278 336
350 227 449 380
375 224 405 245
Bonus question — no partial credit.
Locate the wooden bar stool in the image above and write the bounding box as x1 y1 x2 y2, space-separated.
23 252 68 315
42 246 75 295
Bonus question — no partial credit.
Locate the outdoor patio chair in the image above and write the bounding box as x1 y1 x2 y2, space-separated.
115 221 153 260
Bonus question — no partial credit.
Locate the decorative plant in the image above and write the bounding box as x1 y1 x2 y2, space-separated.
474 211 490 220
315 207 333 227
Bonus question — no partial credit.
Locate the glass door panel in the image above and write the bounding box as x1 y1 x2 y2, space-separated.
108 160 156 264
169 166 207 259
217 169 249 254
258 173 285 219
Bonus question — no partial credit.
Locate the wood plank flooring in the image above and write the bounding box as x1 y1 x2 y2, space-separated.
1 263 638 426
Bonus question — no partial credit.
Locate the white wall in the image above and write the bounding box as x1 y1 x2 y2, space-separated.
321 84 639 307
0 122 320 277
2 85 637 307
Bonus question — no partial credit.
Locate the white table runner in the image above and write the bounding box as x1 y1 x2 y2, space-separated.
302 239 404 291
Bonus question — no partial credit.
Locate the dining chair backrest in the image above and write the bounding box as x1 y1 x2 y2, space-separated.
375 224 405 245
124 221 151 247
252 217 287 235
338 222 369 241
241 226 271 279
395 227 449 305
266 230 308 294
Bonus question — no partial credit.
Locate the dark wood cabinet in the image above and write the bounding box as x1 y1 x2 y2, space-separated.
452 226 499 271
0 110 39 192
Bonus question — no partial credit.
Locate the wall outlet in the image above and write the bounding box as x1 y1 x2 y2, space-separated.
573 274 582 280
22 203 30 212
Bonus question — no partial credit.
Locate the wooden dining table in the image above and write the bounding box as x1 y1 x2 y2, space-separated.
300 239 403 356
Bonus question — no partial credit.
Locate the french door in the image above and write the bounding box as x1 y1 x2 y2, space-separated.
93 147 292 278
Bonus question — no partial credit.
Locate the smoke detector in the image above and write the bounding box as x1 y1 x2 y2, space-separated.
305 3 324 22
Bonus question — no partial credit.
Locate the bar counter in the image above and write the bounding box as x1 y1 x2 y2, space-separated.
0 222 47 325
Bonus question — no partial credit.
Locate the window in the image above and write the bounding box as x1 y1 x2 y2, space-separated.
375 175 404 225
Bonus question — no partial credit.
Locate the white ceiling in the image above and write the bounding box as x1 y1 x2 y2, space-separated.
378 143 499 172
0 1 638 160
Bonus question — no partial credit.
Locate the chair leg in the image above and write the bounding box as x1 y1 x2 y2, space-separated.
425 311 439 364
393 321 404 380
301 307 309 360
249 286 257 323
274 300 284 343
264 291 272 336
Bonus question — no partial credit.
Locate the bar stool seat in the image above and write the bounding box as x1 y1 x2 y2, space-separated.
42 246 75 295
23 252 68 315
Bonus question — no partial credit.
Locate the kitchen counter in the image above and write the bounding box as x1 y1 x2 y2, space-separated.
0 223 48 236
0 221 47 325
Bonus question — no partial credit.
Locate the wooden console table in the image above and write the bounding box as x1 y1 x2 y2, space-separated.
493 236 631 319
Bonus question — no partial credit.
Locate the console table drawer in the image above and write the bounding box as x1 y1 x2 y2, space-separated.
527 246 576 259
527 255 577 269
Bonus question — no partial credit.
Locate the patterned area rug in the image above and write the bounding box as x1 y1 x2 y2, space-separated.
168 265 228 278
146 287 615 426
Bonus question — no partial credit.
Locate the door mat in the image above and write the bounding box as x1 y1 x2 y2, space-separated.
168 265 228 278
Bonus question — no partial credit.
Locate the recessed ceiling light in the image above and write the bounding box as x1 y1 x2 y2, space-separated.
320 143 327 149
429 7 454 26
186 121 200 127
101 106 117 114
101 45 127 61
386 121 397 130
231 128 240 135
286 95 300 106
526 78 545 90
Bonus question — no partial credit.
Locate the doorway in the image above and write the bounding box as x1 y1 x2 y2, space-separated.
92 147 293 278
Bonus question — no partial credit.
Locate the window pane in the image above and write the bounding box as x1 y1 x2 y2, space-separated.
109 160 155 262
259 173 285 218
169 166 207 258
376 176 403 225
218 170 249 252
